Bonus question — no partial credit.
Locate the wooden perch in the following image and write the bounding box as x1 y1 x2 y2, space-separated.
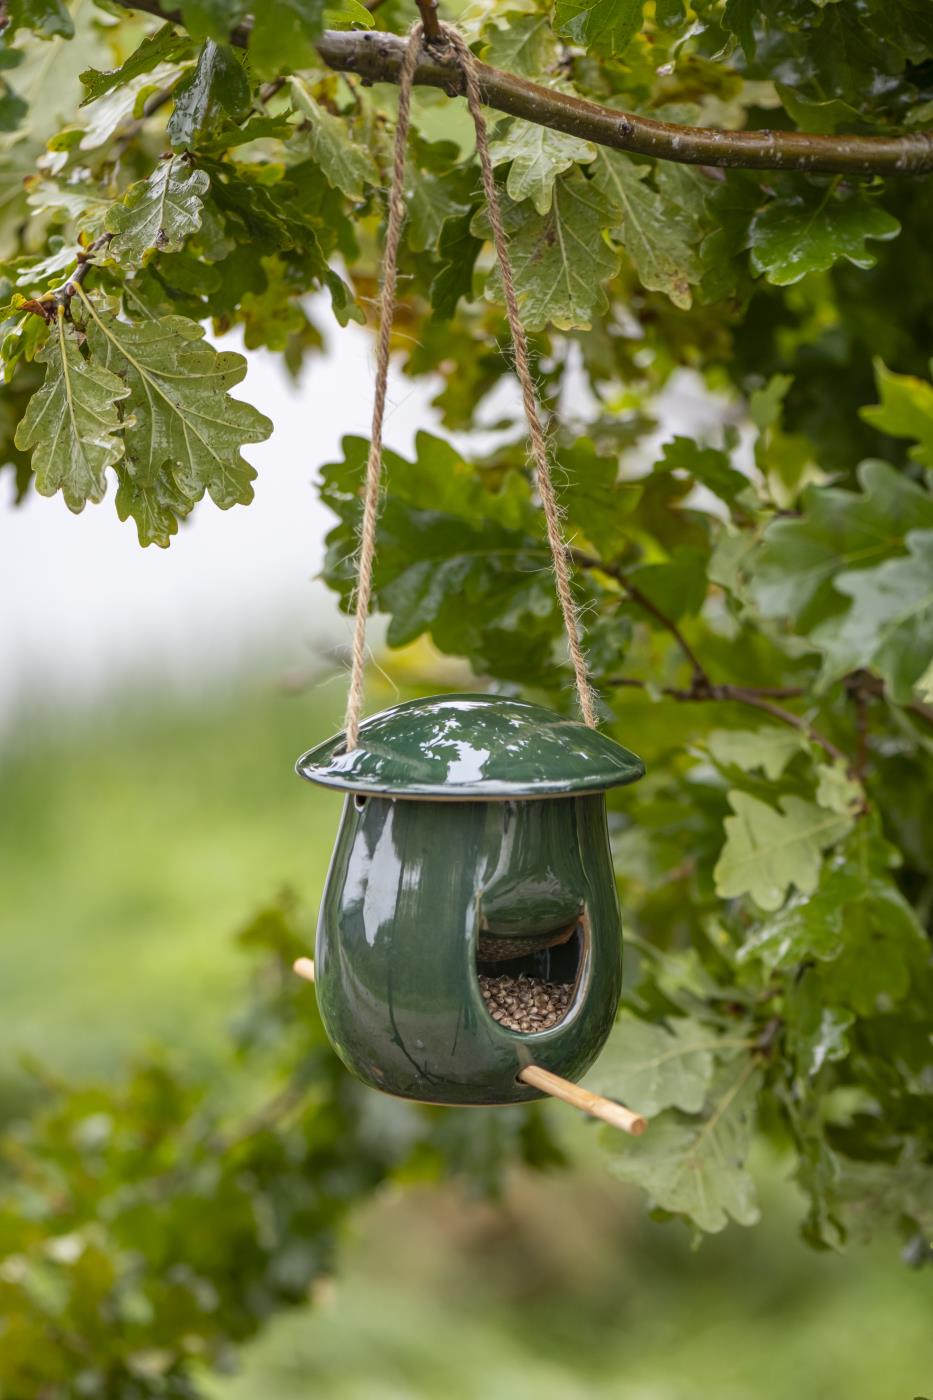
292 958 647 1137
517 1064 647 1136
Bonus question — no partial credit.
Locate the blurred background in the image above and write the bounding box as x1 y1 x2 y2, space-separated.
2 322 931 1400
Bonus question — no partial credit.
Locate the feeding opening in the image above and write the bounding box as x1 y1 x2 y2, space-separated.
476 919 585 1035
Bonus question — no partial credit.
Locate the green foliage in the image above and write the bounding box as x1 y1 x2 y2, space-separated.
606 1064 762 1233
106 156 211 265
322 432 565 678
591 150 701 308
813 530 933 700
748 459 933 629
553 0 645 54
861 358 933 467
79 25 196 104
167 40 250 148
0 895 563 1395
714 792 852 912
748 186 901 286
81 293 273 544
13 308 128 510
489 115 595 215
2 0 933 1391
475 169 619 330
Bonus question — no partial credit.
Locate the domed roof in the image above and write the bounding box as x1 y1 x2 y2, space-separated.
296 693 645 799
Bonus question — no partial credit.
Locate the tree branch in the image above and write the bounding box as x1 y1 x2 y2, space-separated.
110 2 933 176
316 31 933 175
414 0 440 42
572 549 709 686
606 674 850 767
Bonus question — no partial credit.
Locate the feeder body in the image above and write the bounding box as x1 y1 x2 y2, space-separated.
314 792 623 1105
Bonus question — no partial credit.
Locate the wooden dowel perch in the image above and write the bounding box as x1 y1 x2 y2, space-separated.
517 1064 647 1136
292 958 648 1137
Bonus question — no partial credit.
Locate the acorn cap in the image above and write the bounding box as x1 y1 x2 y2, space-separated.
296 693 646 800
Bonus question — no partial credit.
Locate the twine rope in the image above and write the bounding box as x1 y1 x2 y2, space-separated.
344 20 598 749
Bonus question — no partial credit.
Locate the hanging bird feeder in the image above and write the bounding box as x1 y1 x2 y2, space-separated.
295 693 645 1111
293 20 650 1136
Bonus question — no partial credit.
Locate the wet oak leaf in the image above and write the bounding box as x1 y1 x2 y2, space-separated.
812 530 933 702
106 156 210 267
737 867 858 973
713 791 852 912
14 312 129 512
167 40 250 148
80 24 196 105
592 151 700 309
784 970 854 1080
748 460 933 630
477 170 619 332
748 188 901 287
80 294 272 544
290 79 378 203
553 0 646 55
488 114 596 216
605 1063 762 1233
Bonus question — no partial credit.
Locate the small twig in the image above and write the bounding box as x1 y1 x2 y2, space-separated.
573 550 709 688
415 0 440 43
709 685 848 767
605 674 849 768
258 76 286 104
19 234 115 319
574 549 849 764
57 235 112 304
846 667 933 731
852 687 870 780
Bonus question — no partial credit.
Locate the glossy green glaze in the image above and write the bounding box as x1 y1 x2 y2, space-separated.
299 694 645 1105
313 792 626 1104
297 693 645 799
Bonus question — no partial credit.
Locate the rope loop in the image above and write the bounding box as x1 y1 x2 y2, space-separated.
343 20 598 749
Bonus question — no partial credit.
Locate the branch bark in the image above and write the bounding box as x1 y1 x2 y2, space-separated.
572 548 709 685
606 674 850 768
110 2 933 176
317 30 933 175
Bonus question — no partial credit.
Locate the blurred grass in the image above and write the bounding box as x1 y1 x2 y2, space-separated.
0 672 345 1086
2 671 931 1400
210 1163 933 1400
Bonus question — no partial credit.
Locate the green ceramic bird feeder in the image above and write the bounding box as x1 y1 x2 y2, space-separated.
296 693 645 1108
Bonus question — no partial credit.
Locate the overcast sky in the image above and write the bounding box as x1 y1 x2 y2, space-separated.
0 307 727 730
